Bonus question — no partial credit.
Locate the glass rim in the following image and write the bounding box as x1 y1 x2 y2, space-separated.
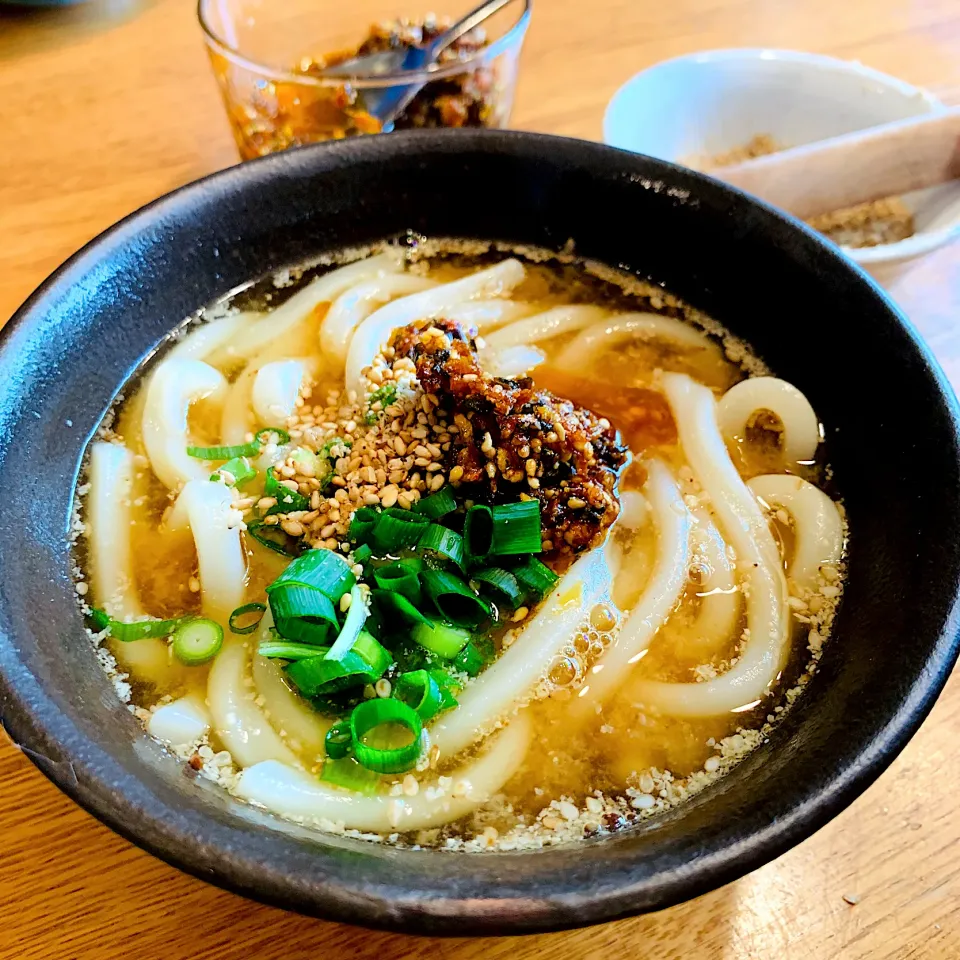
197 0 533 88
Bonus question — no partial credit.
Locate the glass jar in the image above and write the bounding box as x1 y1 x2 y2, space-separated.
197 0 532 160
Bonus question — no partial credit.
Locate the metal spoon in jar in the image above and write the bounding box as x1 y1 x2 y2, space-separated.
321 0 525 131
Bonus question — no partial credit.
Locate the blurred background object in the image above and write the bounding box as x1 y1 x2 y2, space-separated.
198 0 531 159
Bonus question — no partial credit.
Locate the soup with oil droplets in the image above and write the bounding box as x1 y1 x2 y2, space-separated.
77 242 845 850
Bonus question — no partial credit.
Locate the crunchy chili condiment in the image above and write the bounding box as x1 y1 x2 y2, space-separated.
394 320 628 561
211 15 513 161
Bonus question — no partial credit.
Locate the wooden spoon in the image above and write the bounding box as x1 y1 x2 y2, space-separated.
715 105 960 219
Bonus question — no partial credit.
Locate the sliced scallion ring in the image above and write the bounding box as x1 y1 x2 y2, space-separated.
171 618 224 666
414 486 456 519
452 640 487 677
320 757 381 794
490 500 542 555
263 467 310 515
267 548 356 603
470 567 523 609
411 619 472 659
510 555 560 600
247 521 300 557
228 602 267 635
89 609 181 642
417 524 464 568
325 585 368 661
370 508 429 554
348 506 380 544
371 589 431 628
463 505 494 559
421 570 491 628
268 584 339 645
394 669 445 720
210 456 257 487
324 720 353 760
187 427 289 461
257 641 332 660
350 698 423 774
373 558 424 605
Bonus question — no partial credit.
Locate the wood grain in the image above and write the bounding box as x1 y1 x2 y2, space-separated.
2 0 960 956
718 107 960 219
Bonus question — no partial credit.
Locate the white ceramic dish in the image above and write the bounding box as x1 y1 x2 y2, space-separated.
603 49 960 266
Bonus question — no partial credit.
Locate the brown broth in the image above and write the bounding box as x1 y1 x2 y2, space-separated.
79 246 844 849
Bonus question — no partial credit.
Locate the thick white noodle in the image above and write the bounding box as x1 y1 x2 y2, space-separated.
220 364 258 446
717 377 821 464
167 480 246 625
748 474 844 588
147 693 211 745
632 373 789 717
484 305 610 351
141 358 227 489
234 714 531 832
680 509 741 659
574 460 692 712
251 359 308 425
345 259 526 394
444 299 537 331
554 313 723 372
208 252 405 368
164 311 264 366
207 638 299 768
618 490 649 530
320 274 437 367
482 344 546 378
428 543 617 760
251 611 331 758
87 442 181 684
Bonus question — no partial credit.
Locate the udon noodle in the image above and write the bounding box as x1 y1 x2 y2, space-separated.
75 243 846 850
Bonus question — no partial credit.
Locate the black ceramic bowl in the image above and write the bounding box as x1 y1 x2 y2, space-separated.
1 131 959 935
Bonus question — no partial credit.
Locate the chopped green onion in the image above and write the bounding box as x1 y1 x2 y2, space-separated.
490 500 542 555
348 506 381 544
267 549 355 603
412 619 472 659
89 609 181 642
463 505 494 559
285 650 373 697
350 698 423 774
429 668 462 710
211 456 257 487
415 487 456 520
352 543 373 566
263 467 310 515
171 618 223 666
452 640 486 677
511 555 560 601
228 602 267 635
326 585 369 661
471 567 523 609
421 570 491 628
365 384 398 424
351 630 393 676
370 508 429 554
247 521 300 557
324 720 353 760
373 558 423 605
258 640 332 660
320 757 380 794
187 427 289 461
395 669 446 720
187 441 259 460
417 524 465 568
319 436 353 460
269 584 339 645
371 590 431 628
256 427 290 446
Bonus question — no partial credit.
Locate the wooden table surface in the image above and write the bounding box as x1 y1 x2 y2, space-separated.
3 0 960 956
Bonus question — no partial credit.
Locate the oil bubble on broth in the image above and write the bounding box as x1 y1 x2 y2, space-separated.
73 240 846 851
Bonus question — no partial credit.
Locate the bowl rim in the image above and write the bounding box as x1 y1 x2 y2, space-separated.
2 129 960 934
